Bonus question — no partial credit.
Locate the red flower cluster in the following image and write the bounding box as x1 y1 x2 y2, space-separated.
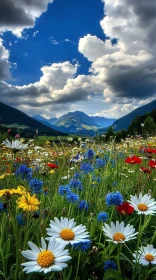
140 166 151 174
125 155 142 164
116 202 134 215
47 163 59 169
148 160 156 169
144 148 156 154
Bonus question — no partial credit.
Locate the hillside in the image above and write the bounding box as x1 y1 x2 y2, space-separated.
0 102 66 136
34 111 116 134
99 99 156 133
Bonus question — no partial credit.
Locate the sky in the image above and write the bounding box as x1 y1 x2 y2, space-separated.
0 0 156 119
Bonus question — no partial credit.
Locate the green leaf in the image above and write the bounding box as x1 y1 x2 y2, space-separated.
104 269 124 280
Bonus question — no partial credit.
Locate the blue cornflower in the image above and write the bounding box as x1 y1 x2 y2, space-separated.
112 181 117 187
85 149 94 160
58 185 71 196
69 179 83 191
16 214 26 226
97 212 109 222
73 241 91 252
29 178 43 194
15 164 32 181
80 162 94 174
78 200 89 211
73 172 80 179
95 158 106 168
0 203 7 212
106 191 123 206
66 192 79 203
103 260 117 271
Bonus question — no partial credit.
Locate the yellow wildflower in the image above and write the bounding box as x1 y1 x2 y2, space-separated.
49 170 55 174
17 193 40 212
11 186 27 195
0 189 13 197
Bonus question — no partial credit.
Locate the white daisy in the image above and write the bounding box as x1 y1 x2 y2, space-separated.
3 139 28 150
128 193 156 215
21 237 71 274
133 244 156 266
46 217 90 245
102 221 138 244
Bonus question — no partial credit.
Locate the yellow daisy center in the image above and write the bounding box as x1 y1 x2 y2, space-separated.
145 254 154 262
113 232 125 242
137 203 148 211
37 250 55 267
60 228 75 241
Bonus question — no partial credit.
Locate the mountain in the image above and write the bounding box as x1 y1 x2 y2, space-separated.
48 117 58 124
99 99 156 133
34 111 116 135
90 116 116 127
0 102 66 136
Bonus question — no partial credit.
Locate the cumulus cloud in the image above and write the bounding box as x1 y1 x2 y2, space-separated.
0 0 156 118
0 38 11 80
0 0 54 36
78 0 156 104
79 34 119 61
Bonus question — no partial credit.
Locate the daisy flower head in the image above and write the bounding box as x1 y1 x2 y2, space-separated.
3 139 28 151
128 193 156 215
46 217 90 245
102 221 138 244
21 237 71 274
133 244 156 266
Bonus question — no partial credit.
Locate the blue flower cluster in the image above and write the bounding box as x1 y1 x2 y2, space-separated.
95 158 106 168
15 164 32 181
97 212 109 222
29 178 43 194
106 191 123 206
73 172 80 179
103 260 117 271
85 149 94 160
58 185 71 196
16 214 26 226
69 179 83 191
73 241 91 252
80 163 94 174
66 192 79 203
78 200 89 211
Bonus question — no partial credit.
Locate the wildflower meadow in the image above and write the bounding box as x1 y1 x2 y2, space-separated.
0 137 156 280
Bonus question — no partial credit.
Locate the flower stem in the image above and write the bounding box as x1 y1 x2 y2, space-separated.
75 251 81 280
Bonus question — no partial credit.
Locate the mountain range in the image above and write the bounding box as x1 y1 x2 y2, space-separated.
99 99 156 133
0 102 66 136
33 111 116 135
0 99 156 136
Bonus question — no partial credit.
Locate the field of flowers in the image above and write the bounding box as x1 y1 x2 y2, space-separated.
0 137 156 280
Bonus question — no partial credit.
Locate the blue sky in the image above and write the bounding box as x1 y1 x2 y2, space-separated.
2 0 105 86
0 0 155 119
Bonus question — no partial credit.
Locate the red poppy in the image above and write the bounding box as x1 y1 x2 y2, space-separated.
125 155 142 164
144 148 156 154
47 163 59 169
116 202 134 215
148 160 156 168
140 166 151 174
